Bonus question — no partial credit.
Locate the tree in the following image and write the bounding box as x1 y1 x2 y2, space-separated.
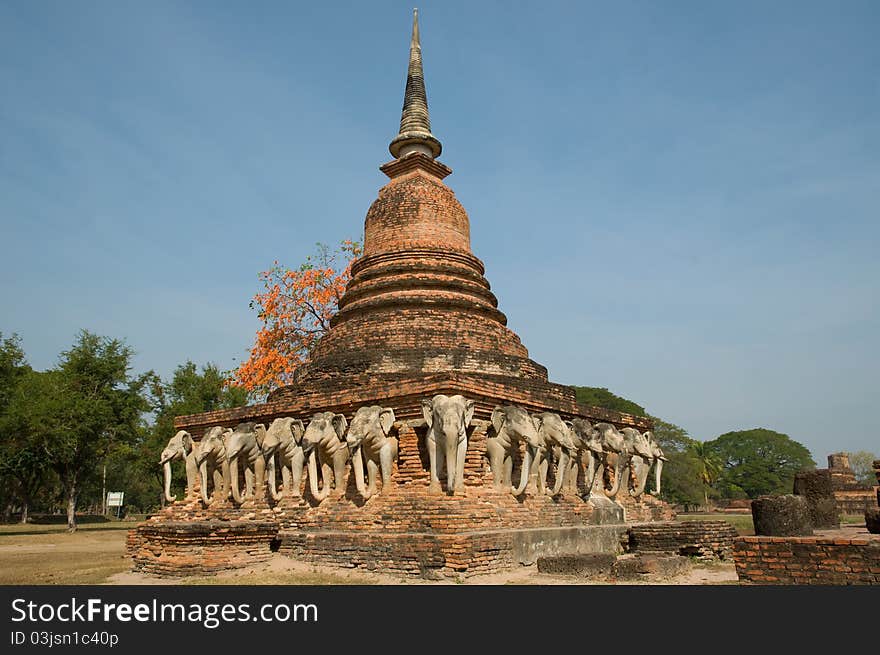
0 333 46 522
706 428 815 499
848 451 879 487
8 332 150 531
688 440 723 508
232 240 362 398
571 386 647 417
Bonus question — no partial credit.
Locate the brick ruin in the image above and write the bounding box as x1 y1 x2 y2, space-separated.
826 453 878 514
130 10 673 578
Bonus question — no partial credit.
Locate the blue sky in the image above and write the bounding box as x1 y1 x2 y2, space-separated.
1 1 877 460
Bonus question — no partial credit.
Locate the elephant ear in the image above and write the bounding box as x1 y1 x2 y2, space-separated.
254 424 267 448
181 431 193 454
531 414 544 432
378 408 396 436
290 419 306 442
463 399 476 427
421 398 434 428
331 413 348 440
490 407 506 436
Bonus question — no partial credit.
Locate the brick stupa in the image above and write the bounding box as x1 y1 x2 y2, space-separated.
175 10 650 432
132 10 667 579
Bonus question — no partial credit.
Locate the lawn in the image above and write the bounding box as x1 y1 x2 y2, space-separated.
0 525 132 584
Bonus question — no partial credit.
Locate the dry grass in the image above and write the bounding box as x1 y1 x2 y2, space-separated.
0 527 132 584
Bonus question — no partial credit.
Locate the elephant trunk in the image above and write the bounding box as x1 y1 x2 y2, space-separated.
307 450 329 501
654 458 663 496
163 460 175 502
629 457 649 497
549 450 569 496
605 454 625 498
268 455 282 501
199 461 211 505
511 445 532 495
230 455 244 504
445 438 458 492
352 446 371 499
581 452 596 494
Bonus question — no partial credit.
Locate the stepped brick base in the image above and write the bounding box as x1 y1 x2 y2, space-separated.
137 418 673 577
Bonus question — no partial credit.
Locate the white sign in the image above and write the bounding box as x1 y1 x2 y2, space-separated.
106 492 124 507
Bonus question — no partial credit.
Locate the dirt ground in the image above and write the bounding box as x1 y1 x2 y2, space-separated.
0 524 739 585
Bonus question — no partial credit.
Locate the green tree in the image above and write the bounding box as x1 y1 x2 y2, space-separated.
706 428 815 499
688 441 723 508
0 333 47 522
7 332 150 530
648 418 703 509
572 386 647 417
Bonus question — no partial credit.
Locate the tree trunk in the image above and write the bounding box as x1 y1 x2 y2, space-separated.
20 499 29 524
66 474 78 532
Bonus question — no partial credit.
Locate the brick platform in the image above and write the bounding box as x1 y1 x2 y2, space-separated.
733 533 880 585
134 422 673 577
128 521 278 577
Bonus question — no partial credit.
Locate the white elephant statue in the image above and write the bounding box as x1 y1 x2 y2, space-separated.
194 426 232 505
262 417 306 501
570 418 604 497
225 422 267 504
159 430 198 502
621 429 667 497
302 412 349 502
421 394 475 494
592 422 632 499
531 412 581 496
345 405 398 499
488 405 545 495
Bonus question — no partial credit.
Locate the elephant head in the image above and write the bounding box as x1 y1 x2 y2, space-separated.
532 412 578 496
302 412 349 502
489 405 544 495
422 394 475 493
345 405 396 499
262 417 306 501
159 430 195 503
194 426 231 505
592 422 631 498
620 428 667 497
570 418 603 495
226 422 266 504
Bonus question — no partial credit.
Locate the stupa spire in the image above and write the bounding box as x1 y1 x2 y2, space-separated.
389 8 442 159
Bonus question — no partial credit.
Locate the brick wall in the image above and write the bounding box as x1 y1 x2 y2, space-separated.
628 521 738 560
128 521 277 577
733 536 880 584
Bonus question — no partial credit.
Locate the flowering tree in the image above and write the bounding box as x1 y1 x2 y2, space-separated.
231 240 362 397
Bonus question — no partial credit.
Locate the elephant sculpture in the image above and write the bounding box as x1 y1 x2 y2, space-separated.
421 394 475 494
194 425 232 505
592 422 632 498
532 412 581 496
345 405 398 499
302 412 349 502
261 417 306 501
621 429 667 497
226 422 267 504
160 430 198 503
570 418 604 497
488 405 544 495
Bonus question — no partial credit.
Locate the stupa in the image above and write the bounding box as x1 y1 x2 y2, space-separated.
130 10 668 578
